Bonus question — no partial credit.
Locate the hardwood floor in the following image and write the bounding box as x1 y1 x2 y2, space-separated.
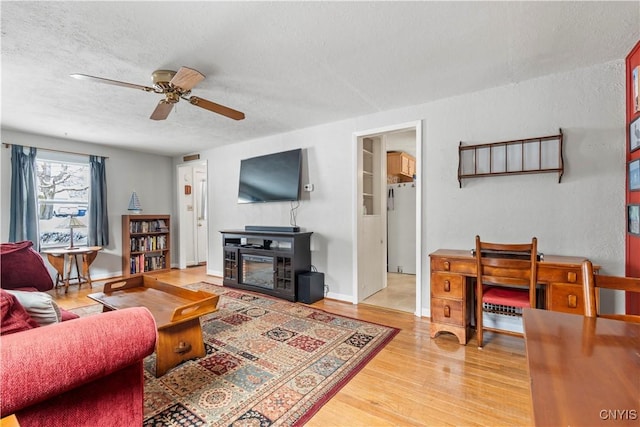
51 266 533 426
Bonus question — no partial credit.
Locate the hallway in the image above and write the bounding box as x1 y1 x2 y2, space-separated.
361 272 415 313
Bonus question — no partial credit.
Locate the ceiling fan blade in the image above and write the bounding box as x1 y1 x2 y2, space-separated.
188 96 245 120
70 73 155 92
150 101 174 120
170 67 205 91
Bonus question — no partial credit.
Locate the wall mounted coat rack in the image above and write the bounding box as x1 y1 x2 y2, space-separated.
457 129 564 188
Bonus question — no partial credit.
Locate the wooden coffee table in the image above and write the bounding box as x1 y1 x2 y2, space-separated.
88 275 219 377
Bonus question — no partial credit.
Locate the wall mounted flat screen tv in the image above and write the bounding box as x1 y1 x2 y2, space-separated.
238 148 302 203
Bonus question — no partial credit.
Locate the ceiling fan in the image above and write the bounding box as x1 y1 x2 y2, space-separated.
70 66 245 121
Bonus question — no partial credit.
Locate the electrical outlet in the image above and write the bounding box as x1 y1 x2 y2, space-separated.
303 183 314 192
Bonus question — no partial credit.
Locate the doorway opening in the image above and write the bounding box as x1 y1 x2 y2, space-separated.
177 161 208 269
352 121 422 316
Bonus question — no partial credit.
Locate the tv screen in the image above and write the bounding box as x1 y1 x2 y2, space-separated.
238 149 302 203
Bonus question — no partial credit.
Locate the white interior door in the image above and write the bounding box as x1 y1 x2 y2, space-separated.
177 161 208 268
194 165 208 264
356 136 386 301
358 215 385 299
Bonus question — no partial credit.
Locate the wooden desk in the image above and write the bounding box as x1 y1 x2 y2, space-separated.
523 308 640 426
42 246 102 293
429 249 594 344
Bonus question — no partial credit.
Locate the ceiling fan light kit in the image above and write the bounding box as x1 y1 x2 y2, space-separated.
70 66 245 121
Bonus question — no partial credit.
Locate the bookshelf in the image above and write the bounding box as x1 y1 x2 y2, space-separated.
122 214 170 276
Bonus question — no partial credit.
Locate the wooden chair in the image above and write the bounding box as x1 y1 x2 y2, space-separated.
475 236 538 348
581 260 640 323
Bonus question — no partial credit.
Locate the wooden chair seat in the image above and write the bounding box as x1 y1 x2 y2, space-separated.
483 287 530 308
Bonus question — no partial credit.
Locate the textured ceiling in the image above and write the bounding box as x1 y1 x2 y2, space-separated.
1 1 638 156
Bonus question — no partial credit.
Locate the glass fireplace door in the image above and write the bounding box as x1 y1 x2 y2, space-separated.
240 254 274 289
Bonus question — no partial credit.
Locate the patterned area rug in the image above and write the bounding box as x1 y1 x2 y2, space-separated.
71 282 399 426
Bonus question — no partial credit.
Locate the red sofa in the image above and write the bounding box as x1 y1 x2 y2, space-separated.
1 306 157 426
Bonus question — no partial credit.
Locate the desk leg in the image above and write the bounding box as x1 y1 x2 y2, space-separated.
64 255 73 293
155 319 206 377
72 254 82 288
81 251 98 289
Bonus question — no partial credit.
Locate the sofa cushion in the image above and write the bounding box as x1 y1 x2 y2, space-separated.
1 286 79 321
60 307 80 321
4 289 62 326
0 290 39 335
0 241 54 292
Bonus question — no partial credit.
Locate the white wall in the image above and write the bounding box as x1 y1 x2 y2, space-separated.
190 122 356 300
195 60 626 313
421 61 625 272
387 130 416 157
0 130 173 279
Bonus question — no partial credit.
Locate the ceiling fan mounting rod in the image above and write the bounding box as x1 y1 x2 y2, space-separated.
152 69 176 83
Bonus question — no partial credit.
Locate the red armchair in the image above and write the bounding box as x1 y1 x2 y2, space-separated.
1 307 157 426
1 241 78 321
1 241 55 290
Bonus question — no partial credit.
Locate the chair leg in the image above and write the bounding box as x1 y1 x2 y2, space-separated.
476 280 483 349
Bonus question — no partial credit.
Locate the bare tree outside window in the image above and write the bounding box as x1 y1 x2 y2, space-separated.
36 159 90 248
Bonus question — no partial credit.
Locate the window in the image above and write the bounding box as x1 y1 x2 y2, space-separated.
36 152 90 249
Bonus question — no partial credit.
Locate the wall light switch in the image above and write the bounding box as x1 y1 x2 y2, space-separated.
304 184 314 192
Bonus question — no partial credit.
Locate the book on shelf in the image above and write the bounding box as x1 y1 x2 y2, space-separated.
129 253 166 274
128 219 169 234
156 219 169 232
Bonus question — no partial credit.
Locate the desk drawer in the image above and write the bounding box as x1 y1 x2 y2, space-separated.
547 283 584 315
431 297 465 326
431 273 464 299
431 257 475 275
538 266 582 284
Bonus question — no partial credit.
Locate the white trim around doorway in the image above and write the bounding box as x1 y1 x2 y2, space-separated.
352 120 423 316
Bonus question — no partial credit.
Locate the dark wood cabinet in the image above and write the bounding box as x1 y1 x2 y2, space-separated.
220 230 312 301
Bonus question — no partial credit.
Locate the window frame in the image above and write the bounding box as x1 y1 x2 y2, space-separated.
35 151 91 249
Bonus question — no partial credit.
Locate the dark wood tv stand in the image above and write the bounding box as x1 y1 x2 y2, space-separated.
220 229 313 301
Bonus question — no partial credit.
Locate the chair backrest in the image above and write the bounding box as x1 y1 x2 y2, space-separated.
475 236 538 303
581 260 640 323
